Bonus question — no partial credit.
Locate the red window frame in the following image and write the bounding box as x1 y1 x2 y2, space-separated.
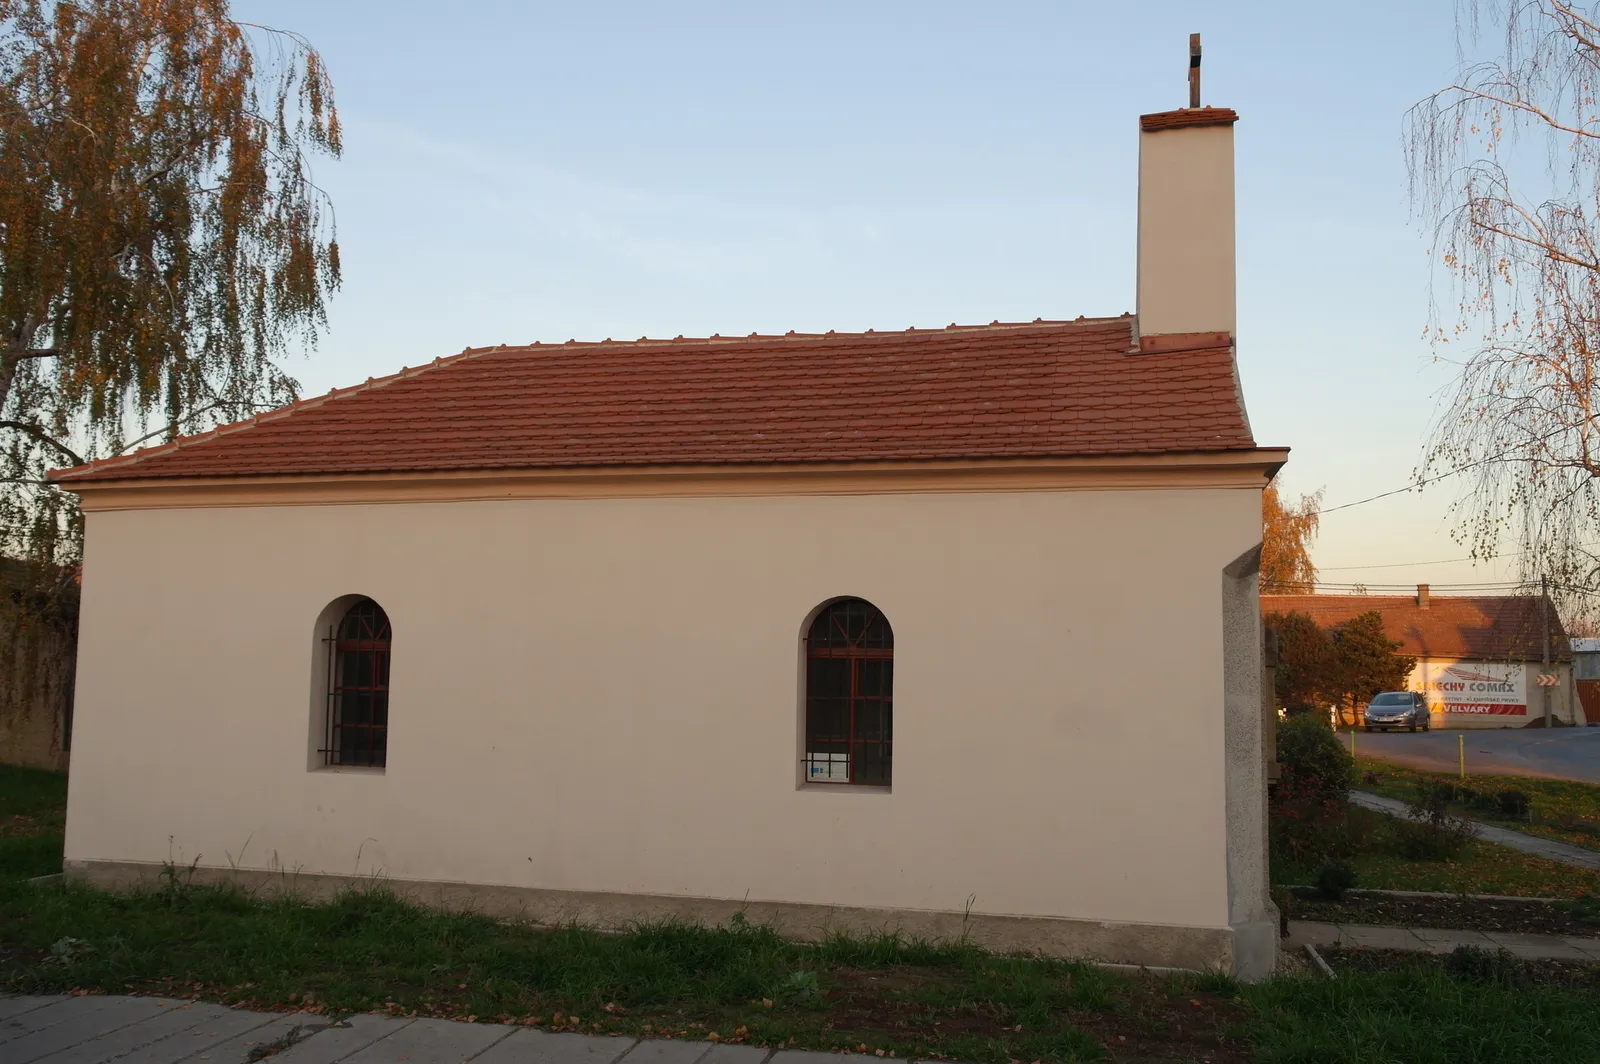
323 598 391 768
804 598 893 786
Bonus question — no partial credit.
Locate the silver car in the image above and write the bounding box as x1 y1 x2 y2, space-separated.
1362 690 1431 732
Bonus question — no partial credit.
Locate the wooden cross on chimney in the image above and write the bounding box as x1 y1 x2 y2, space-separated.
1189 33 1201 108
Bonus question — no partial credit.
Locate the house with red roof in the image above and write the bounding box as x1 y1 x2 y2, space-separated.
1262 586 1582 729
50 96 1287 976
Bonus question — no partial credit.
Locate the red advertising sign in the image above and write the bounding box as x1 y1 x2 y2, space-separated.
1411 662 1527 717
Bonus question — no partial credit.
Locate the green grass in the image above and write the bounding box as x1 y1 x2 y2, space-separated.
3 765 1600 1063
0 764 64 881
1274 804 1600 898
1244 964 1600 1064
0 881 1123 1063
1355 756 1600 852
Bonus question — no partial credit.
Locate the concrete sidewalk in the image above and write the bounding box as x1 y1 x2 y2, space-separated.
1350 790 1600 871
0 995 902 1064
1287 920 1600 961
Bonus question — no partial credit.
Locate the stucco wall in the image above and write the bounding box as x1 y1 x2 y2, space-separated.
1137 124 1236 338
66 487 1260 937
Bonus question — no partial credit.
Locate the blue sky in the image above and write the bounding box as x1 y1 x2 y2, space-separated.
233 0 1500 585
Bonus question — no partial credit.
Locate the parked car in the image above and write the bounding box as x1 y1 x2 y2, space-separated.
1362 690 1431 732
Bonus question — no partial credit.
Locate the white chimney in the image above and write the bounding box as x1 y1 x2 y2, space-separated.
1135 37 1237 349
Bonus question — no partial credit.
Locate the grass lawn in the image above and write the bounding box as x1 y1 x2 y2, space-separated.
1273 804 1600 899
1355 756 1600 853
4 766 1600 1063
0 764 66 882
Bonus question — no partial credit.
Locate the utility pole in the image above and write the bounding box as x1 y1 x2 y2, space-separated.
1543 574 1553 728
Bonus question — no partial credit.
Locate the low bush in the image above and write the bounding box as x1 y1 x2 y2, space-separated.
1313 861 1358 900
1549 810 1600 840
1496 788 1531 818
1454 785 1500 815
1277 713 1355 803
1271 776 1354 868
1397 778 1480 859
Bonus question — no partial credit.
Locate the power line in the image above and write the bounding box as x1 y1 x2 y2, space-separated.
1267 580 1533 593
1313 482 1427 516
1303 445 1549 518
1317 552 1526 572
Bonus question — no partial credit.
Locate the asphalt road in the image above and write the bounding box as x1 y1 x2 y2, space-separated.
1354 727 1600 783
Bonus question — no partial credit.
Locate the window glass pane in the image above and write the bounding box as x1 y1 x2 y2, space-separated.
806 698 848 742
855 742 891 786
858 659 892 697
855 700 891 740
808 658 849 698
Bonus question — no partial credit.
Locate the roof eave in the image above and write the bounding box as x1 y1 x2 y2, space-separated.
61 448 1291 511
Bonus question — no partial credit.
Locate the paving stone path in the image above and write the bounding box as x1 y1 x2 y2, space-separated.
1287 920 1600 960
0 995 900 1064
1350 790 1600 871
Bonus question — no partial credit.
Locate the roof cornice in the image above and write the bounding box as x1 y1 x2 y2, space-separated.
66 449 1290 512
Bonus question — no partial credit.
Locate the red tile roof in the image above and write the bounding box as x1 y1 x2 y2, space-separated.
1261 594 1572 663
1140 107 1239 132
52 317 1263 483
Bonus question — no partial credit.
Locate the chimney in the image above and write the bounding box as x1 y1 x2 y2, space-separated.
1417 584 1430 610
1136 34 1238 349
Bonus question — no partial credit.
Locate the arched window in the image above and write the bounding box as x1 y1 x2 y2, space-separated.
804 598 893 786
321 598 391 768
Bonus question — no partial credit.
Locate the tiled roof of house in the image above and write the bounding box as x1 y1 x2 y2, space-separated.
51 317 1263 483
1260 594 1572 663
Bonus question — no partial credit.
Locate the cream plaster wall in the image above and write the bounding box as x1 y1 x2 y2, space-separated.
65 487 1260 933
1137 124 1236 338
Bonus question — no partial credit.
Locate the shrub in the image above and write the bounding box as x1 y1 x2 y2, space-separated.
1276 713 1355 803
1550 810 1600 839
1271 776 1355 868
1396 778 1480 859
1313 861 1359 900
1456 785 1500 815
1496 788 1531 818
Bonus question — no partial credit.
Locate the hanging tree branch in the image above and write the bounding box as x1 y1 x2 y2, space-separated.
1408 1 1600 615
0 0 341 578
0 422 81 467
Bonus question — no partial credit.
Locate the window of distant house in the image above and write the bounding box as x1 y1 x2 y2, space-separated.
804 598 893 786
320 598 391 768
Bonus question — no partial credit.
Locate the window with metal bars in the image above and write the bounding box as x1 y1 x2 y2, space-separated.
321 598 391 768
804 598 892 786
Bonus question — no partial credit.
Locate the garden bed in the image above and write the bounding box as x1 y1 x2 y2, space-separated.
1320 946 1600 990
1289 891 1600 936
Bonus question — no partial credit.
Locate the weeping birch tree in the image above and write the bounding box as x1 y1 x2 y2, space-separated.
0 0 340 735
1261 481 1322 593
1408 1 1600 602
